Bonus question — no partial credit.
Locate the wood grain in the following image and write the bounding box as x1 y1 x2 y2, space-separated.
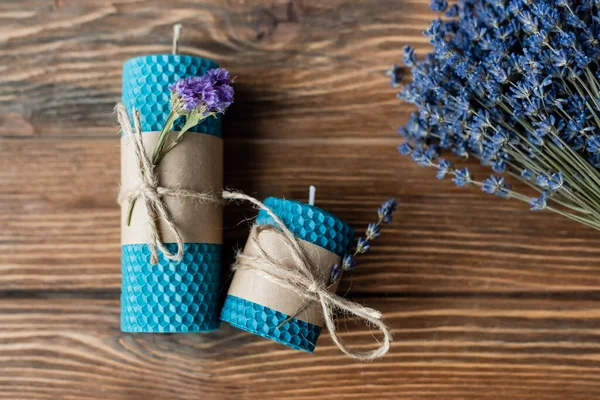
2 138 600 293
0 0 430 139
1 0 599 398
1 297 600 400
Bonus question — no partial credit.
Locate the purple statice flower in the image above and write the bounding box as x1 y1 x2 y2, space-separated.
169 68 234 114
153 68 234 164
206 68 231 85
169 76 215 112
213 83 234 113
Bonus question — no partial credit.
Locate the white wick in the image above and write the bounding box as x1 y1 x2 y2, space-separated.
308 185 316 206
172 24 182 54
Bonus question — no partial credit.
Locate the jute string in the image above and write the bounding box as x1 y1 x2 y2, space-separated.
221 191 392 361
116 103 220 264
116 102 391 359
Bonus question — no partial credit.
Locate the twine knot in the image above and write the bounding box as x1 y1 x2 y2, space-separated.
116 103 219 264
222 190 392 361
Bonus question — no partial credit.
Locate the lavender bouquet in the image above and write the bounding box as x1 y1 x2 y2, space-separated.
396 0 600 230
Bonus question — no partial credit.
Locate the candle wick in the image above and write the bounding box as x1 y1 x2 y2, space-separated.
172 23 182 54
308 185 316 206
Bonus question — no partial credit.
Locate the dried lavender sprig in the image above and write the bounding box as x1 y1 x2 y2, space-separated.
275 199 398 329
335 198 397 278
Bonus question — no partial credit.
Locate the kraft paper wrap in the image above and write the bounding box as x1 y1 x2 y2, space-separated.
227 229 341 326
121 131 223 245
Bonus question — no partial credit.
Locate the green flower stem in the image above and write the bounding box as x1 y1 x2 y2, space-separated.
125 198 137 227
151 110 180 164
521 141 600 219
570 69 600 114
125 110 179 226
584 68 600 99
509 143 600 213
153 123 193 166
276 300 315 329
548 206 600 231
498 104 600 205
436 164 600 231
472 179 600 228
478 102 600 218
505 167 593 216
154 112 217 165
545 144 600 209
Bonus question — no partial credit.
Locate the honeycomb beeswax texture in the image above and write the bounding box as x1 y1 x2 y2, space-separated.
121 55 223 332
121 243 221 332
221 197 354 352
122 54 222 136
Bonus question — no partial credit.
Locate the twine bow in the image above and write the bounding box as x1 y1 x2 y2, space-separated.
116 103 219 264
222 191 392 361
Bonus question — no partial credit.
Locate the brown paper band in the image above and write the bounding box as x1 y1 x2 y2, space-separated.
227 229 341 326
121 131 223 245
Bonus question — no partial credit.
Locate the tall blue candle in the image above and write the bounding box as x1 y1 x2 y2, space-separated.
120 54 223 333
220 197 355 352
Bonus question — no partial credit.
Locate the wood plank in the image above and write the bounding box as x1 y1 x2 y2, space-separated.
2 137 600 293
0 0 434 138
1 297 599 400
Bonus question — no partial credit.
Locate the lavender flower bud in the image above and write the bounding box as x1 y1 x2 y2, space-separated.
329 264 342 285
365 223 381 240
452 168 471 187
342 254 357 273
378 198 398 224
356 238 371 254
529 191 549 211
430 0 448 12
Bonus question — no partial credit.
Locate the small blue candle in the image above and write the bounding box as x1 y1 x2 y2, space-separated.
220 196 355 352
120 54 223 333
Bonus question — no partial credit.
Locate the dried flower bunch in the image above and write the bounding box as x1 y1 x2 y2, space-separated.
396 0 600 230
152 68 234 163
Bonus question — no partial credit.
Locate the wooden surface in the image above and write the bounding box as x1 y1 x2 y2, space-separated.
1 0 599 399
